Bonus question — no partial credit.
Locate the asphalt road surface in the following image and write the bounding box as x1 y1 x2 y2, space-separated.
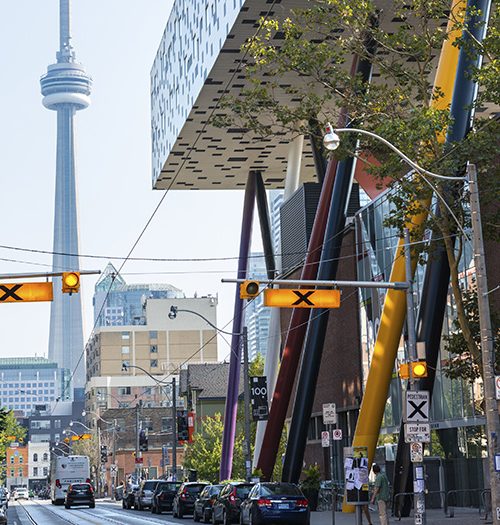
8 499 192 525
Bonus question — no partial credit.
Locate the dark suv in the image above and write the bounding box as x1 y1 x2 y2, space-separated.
64 483 95 509
193 484 223 522
212 482 253 524
134 479 161 510
172 482 208 518
151 481 182 514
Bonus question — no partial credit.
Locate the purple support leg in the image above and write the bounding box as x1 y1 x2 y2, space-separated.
219 171 257 481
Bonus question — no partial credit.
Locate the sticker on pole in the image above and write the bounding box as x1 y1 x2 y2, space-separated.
321 431 330 448
410 442 423 463
332 429 343 440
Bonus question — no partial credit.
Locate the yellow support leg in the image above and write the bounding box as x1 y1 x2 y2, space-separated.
343 0 465 512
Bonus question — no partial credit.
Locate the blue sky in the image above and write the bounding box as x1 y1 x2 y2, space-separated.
0 1 260 361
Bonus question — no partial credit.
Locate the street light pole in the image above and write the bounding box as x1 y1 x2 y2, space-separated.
172 377 177 481
468 163 500 521
404 228 426 525
242 326 252 481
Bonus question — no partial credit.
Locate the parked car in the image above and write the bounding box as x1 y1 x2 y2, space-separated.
14 487 29 500
122 480 139 509
0 506 6 525
172 481 208 518
64 482 95 509
239 482 310 525
212 482 253 524
151 481 182 514
133 479 161 510
0 488 8 509
193 484 223 522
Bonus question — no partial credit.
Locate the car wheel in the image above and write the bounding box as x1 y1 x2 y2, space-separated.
122 499 126 509
89 502 95 509
203 509 210 523
152 503 156 514
212 508 217 524
157 504 162 515
178 503 184 518
223 510 231 525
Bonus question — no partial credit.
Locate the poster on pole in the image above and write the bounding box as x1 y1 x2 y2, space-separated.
344 446 369 504
321 431 330 448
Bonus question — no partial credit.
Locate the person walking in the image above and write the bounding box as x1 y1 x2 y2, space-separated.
370 464 390 525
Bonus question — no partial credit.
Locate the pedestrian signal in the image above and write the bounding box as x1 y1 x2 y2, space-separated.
240 280 260 299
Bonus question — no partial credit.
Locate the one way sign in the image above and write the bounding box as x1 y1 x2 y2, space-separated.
405 391 429 423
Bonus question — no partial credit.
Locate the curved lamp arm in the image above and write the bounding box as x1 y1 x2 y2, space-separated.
330 127 467 181
169 306 240 337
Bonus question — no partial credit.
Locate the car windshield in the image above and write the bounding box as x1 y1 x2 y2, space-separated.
142 481 158 490
158 482 181 492
235 485 253 498
260 483 302 496
211 485 223 495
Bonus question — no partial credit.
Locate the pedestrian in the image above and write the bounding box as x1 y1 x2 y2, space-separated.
362 503 373 525
370 464 390 525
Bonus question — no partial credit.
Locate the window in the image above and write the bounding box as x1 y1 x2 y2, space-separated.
54 419 61 429
141 418 154 431
43 453 48 461
150 344 158 353
121 331 130 340
10 469 14 477
33 453 38 462
115 418 125 432
19 456 23 463
119 387 131 396
121 346 130 354
31 420 50 430
142 387 152 396
149 330 158 340
33 467 38 477
161 417 172 432
43 467 48 476
150 359 158 368
10 457 14 464
18 468 23 476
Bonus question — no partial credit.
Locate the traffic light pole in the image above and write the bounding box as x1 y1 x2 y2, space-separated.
135 401 142 480
172 377 177 481
404 228 426 525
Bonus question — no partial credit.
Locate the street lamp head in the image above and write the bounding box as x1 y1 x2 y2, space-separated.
323 122 341 151
81 410 86 417
69 421 74 427
121 362 128 372
168 305 178 320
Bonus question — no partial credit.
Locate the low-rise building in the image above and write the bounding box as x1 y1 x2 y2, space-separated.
27 442 50 490
6 444 28 490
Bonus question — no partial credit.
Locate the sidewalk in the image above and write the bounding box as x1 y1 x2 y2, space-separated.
311 507 488 524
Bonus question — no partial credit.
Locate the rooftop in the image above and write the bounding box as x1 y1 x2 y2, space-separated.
180 363 244 400
0 357 58 369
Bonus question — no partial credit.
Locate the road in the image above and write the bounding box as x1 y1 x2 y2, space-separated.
8 499 191 525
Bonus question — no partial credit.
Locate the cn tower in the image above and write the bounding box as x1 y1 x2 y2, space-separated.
41 0 91 399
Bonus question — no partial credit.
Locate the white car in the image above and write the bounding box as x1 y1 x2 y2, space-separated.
14 487 29 500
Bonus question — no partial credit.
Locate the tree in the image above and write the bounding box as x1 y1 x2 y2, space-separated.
213 0 499 384
0 409 26 481
183 413 246 483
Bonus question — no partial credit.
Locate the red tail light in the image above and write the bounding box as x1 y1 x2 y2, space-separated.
257 497 272 507
181 490 188 500
88 485 94 493
56 479 61 489
86 478 91 484
296 498 308 507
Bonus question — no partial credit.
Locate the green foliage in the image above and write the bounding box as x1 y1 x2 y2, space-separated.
249 353 265 377
300 463 321 491
0 409 27 478
442 286 500 381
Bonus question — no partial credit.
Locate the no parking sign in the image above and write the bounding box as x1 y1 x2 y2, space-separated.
495 376 500 400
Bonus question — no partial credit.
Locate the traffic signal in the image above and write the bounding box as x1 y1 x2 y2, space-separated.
399 361 428 379
240 280 260 299
177 410 189 442
100 445 108 463
139 429 148 452
62 272 80 294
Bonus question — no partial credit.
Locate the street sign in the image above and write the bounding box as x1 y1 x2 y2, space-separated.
135 457 143 464
322 403 337 425
321 431 330 448
0 282 53 303
250 376 269 421
404 423 431 443
332 429 343 440
405 390 429 423
410 442 424 462
9 442 19 448
495 376 500 400
264 289 340 309
110 464 118 477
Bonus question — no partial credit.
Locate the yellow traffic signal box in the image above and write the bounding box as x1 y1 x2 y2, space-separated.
240 280 260 299
62 272 80 294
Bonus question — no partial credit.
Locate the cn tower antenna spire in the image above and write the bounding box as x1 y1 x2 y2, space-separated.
58 0 74 62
